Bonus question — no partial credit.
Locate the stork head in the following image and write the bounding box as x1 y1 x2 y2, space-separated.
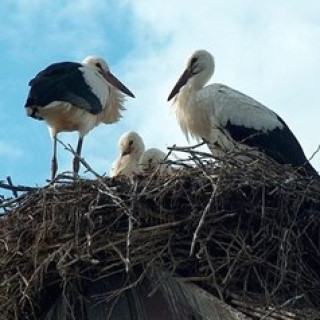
140 148 166 172
118 131 145 158
168 50 215 101
82 55 135 98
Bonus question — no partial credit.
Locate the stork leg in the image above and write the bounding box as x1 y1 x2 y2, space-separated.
51 135 58 180
73 136 83 175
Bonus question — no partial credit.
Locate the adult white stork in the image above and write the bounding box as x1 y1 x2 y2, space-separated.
168 49 318 177
25 55 135 180
140 148 172 174
110 131 145 179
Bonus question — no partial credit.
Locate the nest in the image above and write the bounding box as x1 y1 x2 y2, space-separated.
1 147 320 319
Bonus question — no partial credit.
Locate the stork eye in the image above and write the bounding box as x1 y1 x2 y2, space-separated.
191 57 198 65
129 140 133 146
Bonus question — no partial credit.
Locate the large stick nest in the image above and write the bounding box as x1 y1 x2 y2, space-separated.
1 148 320 319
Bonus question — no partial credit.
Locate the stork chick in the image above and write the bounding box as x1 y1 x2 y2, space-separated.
110 131 145 178
140 148 171 174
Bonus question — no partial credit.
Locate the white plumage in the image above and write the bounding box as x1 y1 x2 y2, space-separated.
168 49 317 176
79 58 109 109
140 148 171 174
25 55 134 179
110 131 145 179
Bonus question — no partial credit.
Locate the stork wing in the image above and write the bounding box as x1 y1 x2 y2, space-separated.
208 84 282 132
204 84 315 171
29 62 80 86
26 62 103 114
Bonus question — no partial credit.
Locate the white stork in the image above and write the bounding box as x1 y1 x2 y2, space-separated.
140 148 171 174
110 131 145 179
25 55 134 180
168 49 318 177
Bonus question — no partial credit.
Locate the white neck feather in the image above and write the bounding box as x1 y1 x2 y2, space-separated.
97 87 125 124
173 84 211 142
190 66 213 91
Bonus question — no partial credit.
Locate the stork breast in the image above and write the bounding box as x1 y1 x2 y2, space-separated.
39 102 98 135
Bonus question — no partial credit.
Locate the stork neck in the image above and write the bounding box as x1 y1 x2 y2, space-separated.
175 84 195 110
173 87 210 142
190 68 213 90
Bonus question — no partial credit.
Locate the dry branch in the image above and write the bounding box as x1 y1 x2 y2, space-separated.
1 147 320 319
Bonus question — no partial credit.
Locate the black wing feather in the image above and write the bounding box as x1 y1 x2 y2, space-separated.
225 116 317 175
25 61 102 115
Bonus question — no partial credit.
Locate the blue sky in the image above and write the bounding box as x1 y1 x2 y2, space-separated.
0 0 319 192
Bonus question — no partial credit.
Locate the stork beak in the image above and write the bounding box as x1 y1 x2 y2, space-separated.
121 146 133 156
167 67 192 101
102 70 135 98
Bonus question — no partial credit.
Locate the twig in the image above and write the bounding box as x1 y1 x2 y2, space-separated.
308 144 320 162
57 138 130 214
259 294 304 320
190 181 218 256
0 180 36 193
6 176 18 198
